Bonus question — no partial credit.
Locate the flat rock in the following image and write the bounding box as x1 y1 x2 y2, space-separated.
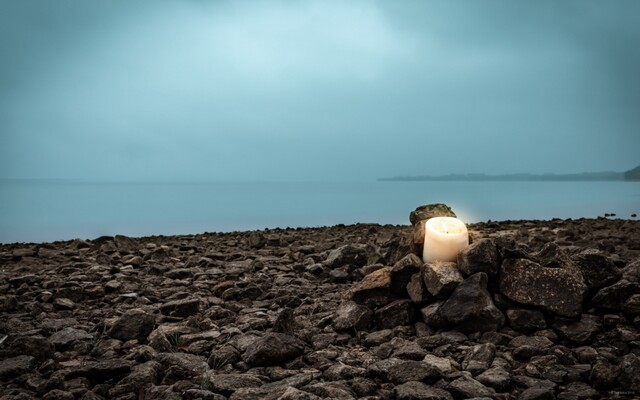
439 272 505 333
0 355 36 380
506 308 547 332
205 372 265 395
388 360 442 384
351 267 392 307
333 301 373 332
108 308 156 342
49 327 92 350
394 381 453 400
449 375 495 399
242 333 305 367
324 245 368 269
500 258 587 318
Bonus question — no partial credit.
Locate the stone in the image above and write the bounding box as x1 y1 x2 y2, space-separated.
156 353 208 380
351 267 392 307
572 249 620 291
375 299 415 329
625 294 640 316
42 390 75 400
589 358 620 389
618 353 640 392
273 308 299 334
519 387 555 400
159 298 200 317
248 231 267 249
506 309 547 332
107 308 155 342
302 382 356 399
7 335 54 361
242 333 305 367
165 268 193 279
449 374 495 399
332 302 373 332
204 372 265 395
394 381 453 400
422 354 455 375
391 254 423 297
439 273 505 333
500 258 587 318
557 382 598 400
0 355 36 380
552 314 600 343
388 360 442 384
407 272 431 304
590 280 640 310
49 327 92 350
622 258 640 282
457 239 500 277
53 297 75 310
277 387 322 400
419 301 447 329
476 367 511 392
324 245 368 269
66 359 132 383
462 343 496 375
423 261 463 298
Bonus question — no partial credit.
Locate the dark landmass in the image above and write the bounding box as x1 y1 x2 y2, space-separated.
1 217 640 399
380 165 640 182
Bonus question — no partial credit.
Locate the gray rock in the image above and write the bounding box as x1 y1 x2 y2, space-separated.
407 272 431 304
302 382 356 399
248 231 267 249
622 258 640 282
375 299 415 329
0 355 36 380
42 390 75 400
388 360 442 384
449 374 495 399
591 280 640 310
332 302 373 332
476 367 511 392
457 239 500 277
391 254 423 297
462 343 496 375
500 258 587 318
351 267 392 307
506 308 547 332
242 333 305 367
589 358 620 389
107 308 155 342
552 314 600 343
618 353 640 392
439 273 505 333
6 335 54 361
394 381 453 400
156 353 208 379
572 249 620 291
519 387 555 400
423 261 463 299
557 382 598 400
160 298 200 317
204 372 265 394
277 387 322 400
49 327 92 350
324 245 368 269
420 301 447 329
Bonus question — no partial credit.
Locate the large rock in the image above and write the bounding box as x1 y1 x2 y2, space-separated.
351 267 392 307
572 249 620 291
375 299 415 329
242 333 305 367
439 273 505 333
500 258 587 318
160 298 200 318
388 360 442 384
108 308 155 342
390 254 423 297
506 308 547 332
457 238 500 277
204 372 265 395
409 203 457 256
552 314 601 343
0 355 35 380
332 302 373 332
423 261 463 299
324 245 368 269
449 374 495 399
590 280 640 310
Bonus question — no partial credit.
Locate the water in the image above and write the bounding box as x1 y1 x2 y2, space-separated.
1 180 638 243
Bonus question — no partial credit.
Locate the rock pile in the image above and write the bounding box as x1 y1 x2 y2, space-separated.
0 210 639 399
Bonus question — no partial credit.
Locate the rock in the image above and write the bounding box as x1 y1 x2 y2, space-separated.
457 239 500 277
552 314 600 343
248 231 267 249
273 308 299 334
519 387 555 400
557 382 598 400
159 298 200 317
589 358 619 389
618 353 640 392
49 327 92 350
590 280 640 310
394 381 453 400
462 343 496 375
107 308 155 342
476 367 511 392
506 309 547 332
422 354 455 375
165 268 193 279
391 254 423 297
156 353 208 380
423 261 463 299
375 299 415 329
351 267 392 307
332 302 373 332
409 203 457 256
302 382 356 399
622 258 640 282
277 387 322 400
204 372 265 395
0 355 36 380
388 360 442 384
449 374 495 399
419 301 447 329
7 335 54 361
42 390 75 400
500 258 587 318
407 272 431 303
53 297 75 310
66 359 132 383
625 294 640 316
439 273 505 333
533 242 577 269
243 333 305 367
572 249 620 291
509 335 554 349
324 245 368 269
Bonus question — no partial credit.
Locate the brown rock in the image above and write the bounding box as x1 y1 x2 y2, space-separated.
390 254 423 297
351 267 391 307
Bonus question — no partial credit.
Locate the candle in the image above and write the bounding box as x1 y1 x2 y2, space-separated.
422 217 469 263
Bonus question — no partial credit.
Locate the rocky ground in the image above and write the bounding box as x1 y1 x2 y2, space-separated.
1 217 640 400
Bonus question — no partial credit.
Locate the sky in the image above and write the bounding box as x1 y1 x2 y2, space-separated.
1 0 639 182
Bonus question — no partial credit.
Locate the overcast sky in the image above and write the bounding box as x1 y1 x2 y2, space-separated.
1 0 639 181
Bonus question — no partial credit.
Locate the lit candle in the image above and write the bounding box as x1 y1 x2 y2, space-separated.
423 217 469 263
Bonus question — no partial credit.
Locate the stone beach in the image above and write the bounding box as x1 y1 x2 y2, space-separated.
1 213 640 399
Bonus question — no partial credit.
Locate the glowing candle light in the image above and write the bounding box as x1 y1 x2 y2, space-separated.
423 217 469 263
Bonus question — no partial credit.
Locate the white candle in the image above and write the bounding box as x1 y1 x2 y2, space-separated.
423 217 469 263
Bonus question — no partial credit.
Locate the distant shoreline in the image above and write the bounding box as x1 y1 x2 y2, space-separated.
378 171 638 182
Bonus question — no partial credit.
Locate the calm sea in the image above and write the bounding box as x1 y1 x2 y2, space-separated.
1 181 638 243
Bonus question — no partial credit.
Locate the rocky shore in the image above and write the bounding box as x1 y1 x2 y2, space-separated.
1 216 640 399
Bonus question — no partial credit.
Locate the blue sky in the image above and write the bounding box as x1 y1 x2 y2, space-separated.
1 0 639 181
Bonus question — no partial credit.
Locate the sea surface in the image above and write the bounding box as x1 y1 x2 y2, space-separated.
1 180 639 243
